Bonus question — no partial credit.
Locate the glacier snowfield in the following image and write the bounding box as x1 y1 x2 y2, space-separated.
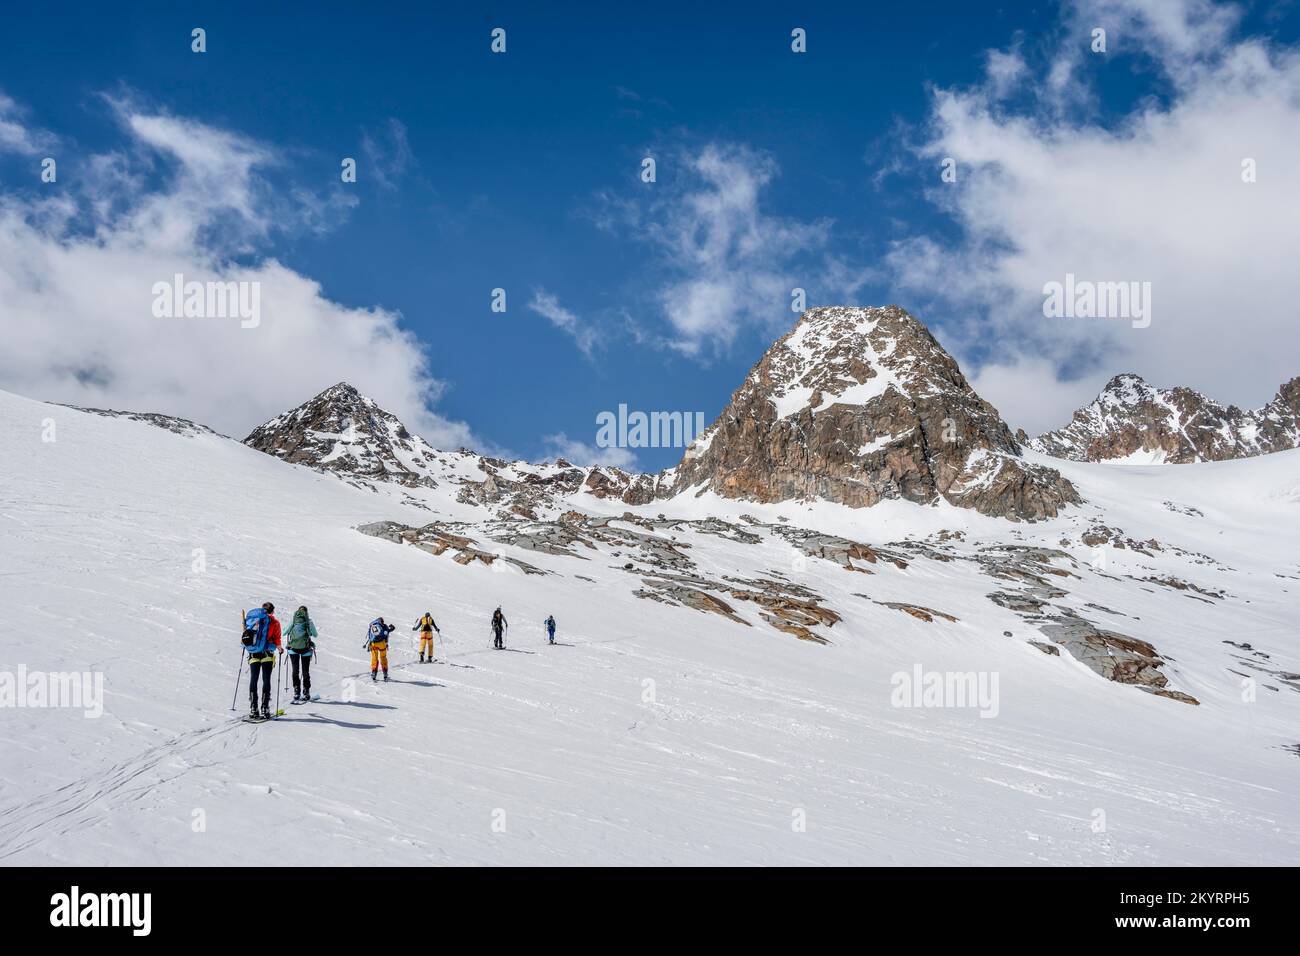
1 389 1299 866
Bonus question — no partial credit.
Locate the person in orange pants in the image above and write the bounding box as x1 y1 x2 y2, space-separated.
412 612 440 663
366 617 395 681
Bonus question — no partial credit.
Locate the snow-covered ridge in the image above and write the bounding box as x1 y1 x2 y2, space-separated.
1031 372 1300 464
241 382 670 519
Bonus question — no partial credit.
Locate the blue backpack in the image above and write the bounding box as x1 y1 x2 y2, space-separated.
242 608 271 655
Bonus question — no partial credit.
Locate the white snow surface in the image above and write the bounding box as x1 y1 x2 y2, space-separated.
2 389 1299 866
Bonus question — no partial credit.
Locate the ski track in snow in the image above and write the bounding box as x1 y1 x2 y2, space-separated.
2 390 1300 865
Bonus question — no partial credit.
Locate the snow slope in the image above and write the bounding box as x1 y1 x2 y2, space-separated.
1 389 1299 865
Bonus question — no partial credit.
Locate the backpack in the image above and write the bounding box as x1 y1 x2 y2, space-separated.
368 620 388 643
287 612 313 652
242 608 271 655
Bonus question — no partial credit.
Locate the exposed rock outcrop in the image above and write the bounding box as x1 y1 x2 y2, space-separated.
666 306 1079 520
357 520 547 575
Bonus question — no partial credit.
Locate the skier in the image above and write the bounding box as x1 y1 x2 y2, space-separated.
241 602 281 720
285 606 318 703
544 614 557 645
491 606 508 649
412 611 440 663
366 616 396 680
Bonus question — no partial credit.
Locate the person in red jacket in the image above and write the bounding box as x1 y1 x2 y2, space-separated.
247 602 282 719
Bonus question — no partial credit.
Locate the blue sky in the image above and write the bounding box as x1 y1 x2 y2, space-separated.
2 0 1299 469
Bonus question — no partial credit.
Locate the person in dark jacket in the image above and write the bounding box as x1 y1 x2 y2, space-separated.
491 607 508 649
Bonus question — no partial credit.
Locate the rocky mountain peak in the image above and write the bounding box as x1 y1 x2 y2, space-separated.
242 383 664 513
668 306 1080 520
1030 373 1300 464
1096 373 1153 405
243 382 440 487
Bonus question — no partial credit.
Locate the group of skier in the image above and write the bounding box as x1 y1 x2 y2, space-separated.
238 602 558 721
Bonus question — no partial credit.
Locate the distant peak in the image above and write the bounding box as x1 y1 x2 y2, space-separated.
1033 370 1300 464
1095 373 1155 406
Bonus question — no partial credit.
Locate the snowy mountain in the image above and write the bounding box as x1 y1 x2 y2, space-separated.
243 382 655 519
3 374 1300 865
1030 373 1300 464
670 306 1078 519
244 308 1083 522
244 382 454 488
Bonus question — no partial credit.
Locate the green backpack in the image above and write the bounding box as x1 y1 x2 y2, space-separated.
287 610 314 652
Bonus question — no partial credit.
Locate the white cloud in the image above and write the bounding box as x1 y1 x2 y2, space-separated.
360 118 414 191
0 96 478 450
614 143 836 358
0 93 55 155
968 359 1112 437
983 48 1027 100
542 432 638 469
528 289 600 359
889 0 1300 435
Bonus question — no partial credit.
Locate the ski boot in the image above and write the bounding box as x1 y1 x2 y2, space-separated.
383 671 390 682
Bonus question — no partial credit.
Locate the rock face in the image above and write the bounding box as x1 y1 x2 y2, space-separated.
244 383 447 487
1030 373 1300 463
667 306 1080 520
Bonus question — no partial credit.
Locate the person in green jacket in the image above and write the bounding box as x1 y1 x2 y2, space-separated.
285 606 318 703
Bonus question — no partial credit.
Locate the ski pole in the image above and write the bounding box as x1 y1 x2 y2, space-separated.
275 651 283 716
230 648 246 711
